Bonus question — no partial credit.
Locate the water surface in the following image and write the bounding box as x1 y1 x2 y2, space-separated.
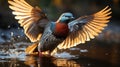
0 41 119 67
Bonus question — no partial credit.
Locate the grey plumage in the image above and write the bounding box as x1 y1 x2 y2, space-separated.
38 22 63 53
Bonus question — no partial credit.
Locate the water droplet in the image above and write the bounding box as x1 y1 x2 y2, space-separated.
11 32 14 36
70 48 80 50
88 63 91 66
18 27 20 30
8 25 11 28
80 49 88 53
17 36 20 38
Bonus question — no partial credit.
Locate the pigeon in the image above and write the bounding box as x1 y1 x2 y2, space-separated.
8 0 112 55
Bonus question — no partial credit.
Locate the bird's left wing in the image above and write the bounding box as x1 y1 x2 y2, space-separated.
8 0 49 42
58 6 112 49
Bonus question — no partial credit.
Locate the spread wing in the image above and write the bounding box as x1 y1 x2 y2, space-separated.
8 0 49 42
58 6 112 49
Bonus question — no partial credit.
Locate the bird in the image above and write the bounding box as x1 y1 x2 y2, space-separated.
8 0 112 56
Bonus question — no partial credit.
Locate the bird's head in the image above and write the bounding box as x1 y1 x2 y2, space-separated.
57 12 74 23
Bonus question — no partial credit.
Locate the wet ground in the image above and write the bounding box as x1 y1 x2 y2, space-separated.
0 23 120 67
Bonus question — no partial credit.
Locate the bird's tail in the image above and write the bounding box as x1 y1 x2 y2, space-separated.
25 42 38 55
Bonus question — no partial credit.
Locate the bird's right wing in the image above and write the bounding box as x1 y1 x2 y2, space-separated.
8 0 49 42
58 6 111 49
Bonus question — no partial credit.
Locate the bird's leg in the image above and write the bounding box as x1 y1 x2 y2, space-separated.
38 50 43 57
38 43 44 57
47 51 51 56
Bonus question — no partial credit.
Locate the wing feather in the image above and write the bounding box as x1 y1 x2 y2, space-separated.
58 6 111 49
83 28 90 41
84 25 95 39
14 0 30 8
9 6 31 12
8 0 49 42
12 11 31 15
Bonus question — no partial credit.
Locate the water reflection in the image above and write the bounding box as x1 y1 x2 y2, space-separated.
24 52 120 67
25 55 38 67
25 55 80 67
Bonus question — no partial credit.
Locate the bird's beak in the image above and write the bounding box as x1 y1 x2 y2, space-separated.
70 17 75 20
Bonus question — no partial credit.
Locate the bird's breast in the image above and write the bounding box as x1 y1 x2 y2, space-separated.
54 23 69 38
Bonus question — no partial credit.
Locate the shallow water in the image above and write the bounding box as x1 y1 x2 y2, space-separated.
0 41 120 67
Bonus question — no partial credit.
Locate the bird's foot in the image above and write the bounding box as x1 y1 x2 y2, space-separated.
38 52 43 57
